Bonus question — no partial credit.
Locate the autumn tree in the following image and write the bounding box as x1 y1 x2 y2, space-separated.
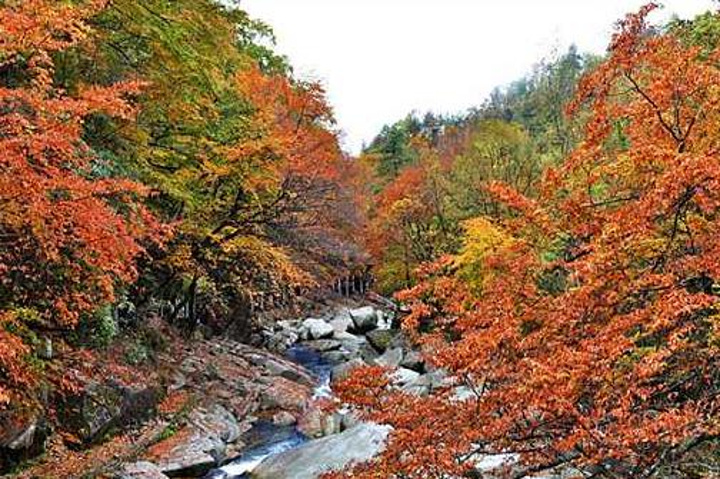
338 5 720 478
54 0 355 331
0 0 163 405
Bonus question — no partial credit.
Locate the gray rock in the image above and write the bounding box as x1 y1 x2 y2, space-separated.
154 432 221 477
359 342 381 363
322 349 356 363
333 331 365 349
60 382 123 444
400 350 425 372
260 356 315 387
375 347 403 368
390 368 421 386
252 423 391 479
118 461 169 479
348 306 379 333
189 405 241 444
425 368 451 389
452 386 477 401
302 318 334 340
400 374 431 397
331 358 366 385
0 413 50 471
328 312 353 334
152 405 245 477
303 339 342 352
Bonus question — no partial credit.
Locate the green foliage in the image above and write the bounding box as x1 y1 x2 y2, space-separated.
71 306 119 350
447 120 533 219
475 45 596 163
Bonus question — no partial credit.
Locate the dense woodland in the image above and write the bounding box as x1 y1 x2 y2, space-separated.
0 0 719 478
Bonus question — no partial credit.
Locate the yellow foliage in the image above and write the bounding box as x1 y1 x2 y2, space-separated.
222 236 314 288
454 217 514 293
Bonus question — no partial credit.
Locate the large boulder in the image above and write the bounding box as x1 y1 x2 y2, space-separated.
328 311 353 334
297 404 341 439
0 411 50 472
375 347 403 368
400 350 425 372
57 381 160 445
252 423 391 479
189 405 242 444
151 431 222 478
365 329 396 353
258 376 312 411
302 318 334 340
348 307 379 334
148 405 246 477
390 368 421 387
58 382 124 444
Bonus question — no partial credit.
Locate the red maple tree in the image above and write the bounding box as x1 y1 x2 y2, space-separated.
336 5 720 477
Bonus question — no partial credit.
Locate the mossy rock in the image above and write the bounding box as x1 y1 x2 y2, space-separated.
365 330 396 353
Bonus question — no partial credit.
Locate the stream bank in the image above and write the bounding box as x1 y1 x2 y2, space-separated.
115 299 405 479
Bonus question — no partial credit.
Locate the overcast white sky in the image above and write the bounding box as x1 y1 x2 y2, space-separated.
241 0 716 153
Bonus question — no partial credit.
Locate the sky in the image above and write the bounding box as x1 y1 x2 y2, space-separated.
240 0 716 153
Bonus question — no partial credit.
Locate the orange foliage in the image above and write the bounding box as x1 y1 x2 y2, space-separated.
235 65 342 184
338 5 720 477
0 0 165 328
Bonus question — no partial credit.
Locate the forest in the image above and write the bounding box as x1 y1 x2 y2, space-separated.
0 1 718 478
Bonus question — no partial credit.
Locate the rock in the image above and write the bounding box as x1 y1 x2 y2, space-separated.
452 386 477 401
118 461 169 479
348 306 379 333
189 405 242 444
471 453 521 476
152 431 221 477
303 339 342 352
58 380 160 445
365 329 396 353
375 347 403 368
258 376 312 411
119 383 162 427
359 343 380 364
400 350 425 372
330 358 366 385
322 350 352 363
302 318 334 340
0 412 49 471
253 423 392 479
390 368 420 386
322 413 341 436
59 382 124 444
265 329 299 352
272 411 297 427
150 405 246 477
425 368 451 389
260 356 315 387
336 407 360 432
297 405 340 438
297 406 324 438
400 374 432 397
328 312 353 334
333 331 365 351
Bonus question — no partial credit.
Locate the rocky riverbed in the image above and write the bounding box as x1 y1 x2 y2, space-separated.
2 299 572 479
115 301 411 479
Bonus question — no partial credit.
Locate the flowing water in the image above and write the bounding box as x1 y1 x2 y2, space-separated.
204 345 333 478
